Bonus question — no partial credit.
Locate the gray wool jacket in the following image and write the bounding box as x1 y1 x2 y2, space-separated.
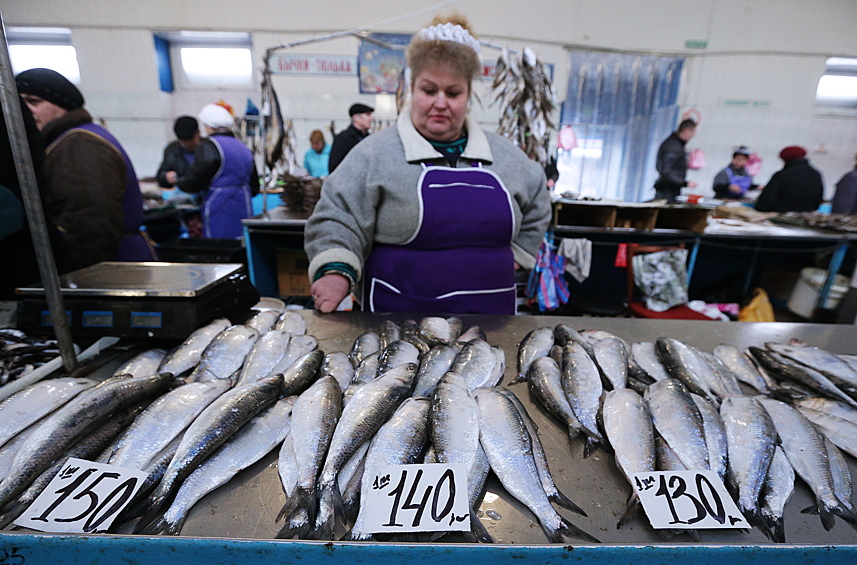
305 110 552 285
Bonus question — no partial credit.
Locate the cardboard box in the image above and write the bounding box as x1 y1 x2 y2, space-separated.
276 249 312 297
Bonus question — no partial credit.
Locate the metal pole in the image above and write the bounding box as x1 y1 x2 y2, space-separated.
0 12 77 372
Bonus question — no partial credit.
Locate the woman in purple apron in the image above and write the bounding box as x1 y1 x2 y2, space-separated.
712 146 755 199
305 16 551 315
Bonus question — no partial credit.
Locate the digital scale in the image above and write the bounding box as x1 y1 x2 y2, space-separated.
16 262 260 340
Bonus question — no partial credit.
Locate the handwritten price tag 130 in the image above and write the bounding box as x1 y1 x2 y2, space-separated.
361 463 470 534
631 470 749 530
15 458 147 534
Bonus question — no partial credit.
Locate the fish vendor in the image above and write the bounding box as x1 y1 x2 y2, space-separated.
305 14 552 315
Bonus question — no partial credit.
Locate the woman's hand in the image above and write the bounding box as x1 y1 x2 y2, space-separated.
311 273 350 313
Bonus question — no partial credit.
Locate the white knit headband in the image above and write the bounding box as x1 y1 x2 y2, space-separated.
418 23 481 55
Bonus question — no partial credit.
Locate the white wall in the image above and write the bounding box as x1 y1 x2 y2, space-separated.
4 0 857 196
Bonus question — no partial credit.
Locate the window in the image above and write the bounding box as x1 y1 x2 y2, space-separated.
6 27 80 83
816 57 857 110
155 31 253 88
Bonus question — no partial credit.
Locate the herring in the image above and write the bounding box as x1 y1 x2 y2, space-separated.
759 446 795 543
113 349 167 378
158 318 231 377
644 379 709 471
515 327 554 383
188 324 260 383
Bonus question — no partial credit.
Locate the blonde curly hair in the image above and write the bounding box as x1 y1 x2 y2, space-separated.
406 14 481 92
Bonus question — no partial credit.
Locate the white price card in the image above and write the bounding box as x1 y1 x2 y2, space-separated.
631 470 749 530
361 463 470 534
15 458 147 534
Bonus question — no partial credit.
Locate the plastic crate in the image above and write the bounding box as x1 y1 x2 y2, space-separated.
156 238 246 264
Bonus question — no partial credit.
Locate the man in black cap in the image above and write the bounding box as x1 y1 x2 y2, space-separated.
156 115 201 189
16 68 156 269
328 102 373 173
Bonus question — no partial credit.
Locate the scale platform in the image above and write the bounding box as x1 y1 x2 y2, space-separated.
16 262 259 339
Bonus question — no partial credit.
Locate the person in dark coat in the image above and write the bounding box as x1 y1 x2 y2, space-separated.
712 145 755 199
654 119 698 203
831 152 857 214
755 145 824 213
16 68 157 270
176 103 259 238
328 103 373 173
156 115 200 188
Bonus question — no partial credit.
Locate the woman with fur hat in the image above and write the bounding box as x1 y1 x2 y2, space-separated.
305 14 551 314
755 145 824 213
175 103 259 238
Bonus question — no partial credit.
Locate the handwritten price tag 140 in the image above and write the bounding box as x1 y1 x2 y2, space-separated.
361 463 470 534
15 458 147 534
632 470 749 530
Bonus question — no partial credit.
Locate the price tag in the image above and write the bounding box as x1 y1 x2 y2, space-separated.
15 458 147 534
631 470 749 530
361 463 470 533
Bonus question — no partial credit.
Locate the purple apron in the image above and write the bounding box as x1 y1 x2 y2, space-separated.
203 135 254 239
74 124 157 262
727 167 752 197
362 163 517 315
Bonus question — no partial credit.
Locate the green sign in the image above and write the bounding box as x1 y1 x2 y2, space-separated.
685 40 708 49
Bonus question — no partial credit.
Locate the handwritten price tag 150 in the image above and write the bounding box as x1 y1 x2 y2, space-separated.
631 470 749 530
361 463 470 534
15 458 147 534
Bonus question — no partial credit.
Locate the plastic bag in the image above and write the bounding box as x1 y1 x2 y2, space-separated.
746 152 763 177
738 288 775 322
526 234 570 312
688 148 706 170
632 249 689 312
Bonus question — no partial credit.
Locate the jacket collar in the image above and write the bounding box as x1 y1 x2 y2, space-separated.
41 107 93 145
397 108 493 164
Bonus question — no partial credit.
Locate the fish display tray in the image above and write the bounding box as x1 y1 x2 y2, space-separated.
2 315 856 564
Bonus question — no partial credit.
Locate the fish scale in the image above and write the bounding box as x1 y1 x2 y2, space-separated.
644 379 709 471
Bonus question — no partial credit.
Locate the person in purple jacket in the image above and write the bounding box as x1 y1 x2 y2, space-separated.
176 103 259 238
16 68 157 269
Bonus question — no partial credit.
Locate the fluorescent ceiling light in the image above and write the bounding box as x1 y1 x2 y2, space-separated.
9 45 80 83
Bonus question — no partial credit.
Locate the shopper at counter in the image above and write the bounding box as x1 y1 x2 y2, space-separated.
755 145 823 213
176 103 259 238
303 129 331 177
156 115 200 189
654 119 698 203
327 103 373 173
712 145 755 199
831 152 857 214
305 15 551 315
15 68 157 269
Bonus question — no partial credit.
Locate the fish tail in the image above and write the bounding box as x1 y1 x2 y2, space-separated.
310 482 344 540
549 490 587 517
800 504 820 515
819 503 836 531
343 528 373 541
582 436 602 459
509 374 527 385
131 494 166 534
137 514 178 536
556 516 600 543
275 486 315 538
760 515 786 544
743 508 768 536
828 501 857 532
0 502 24 530
467 506 494 543
616 493 640 529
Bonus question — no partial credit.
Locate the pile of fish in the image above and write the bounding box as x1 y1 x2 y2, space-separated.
273 317 598 543
492 46 558 167
514 325 857 542
0 329 60 386
0 309 314 534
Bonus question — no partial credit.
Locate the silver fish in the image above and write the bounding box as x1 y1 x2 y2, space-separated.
245 309 281 335
336 440 370 498
108 380 231 470
277 433 298 499
140 396 297 535
377 340 420 376
322 352 355 393
446 317 463 341
767 342 857 392
0 416 49 482
644 379 709 471
280 350 324 397
275 375 342 539
235 329 291 386
0 377 96 449
348 332 381 368
515 327 554 383
0 372 173 507
418 316 454 346
793 396 857 426
350 397 431 540
714 345 772 394
760 446 795 543
188 324 260 383
702 352 744 399
135 375 282 530
797 406 857 458
353 352 380 384
630 342 671 382
593 337 628 390
274 310 307 335
379 320 401 350
474 388 599 543
601 388 655 528
458 325 487 343
113 349 167 378
825 438 854 513
554 324 595 359
312 363 416 538
757 396 857 531
526 356 584 438
690 394 728 482
655 338 717 403
656 437 687 471
751 347 857 408
413 344 459 397
158 318 231 376
270 335 318 376
720 396 776 526
561 342 604 449
431 373 481 497
453 339 504 392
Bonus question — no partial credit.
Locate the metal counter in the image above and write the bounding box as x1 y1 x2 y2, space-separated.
2 314 856 564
